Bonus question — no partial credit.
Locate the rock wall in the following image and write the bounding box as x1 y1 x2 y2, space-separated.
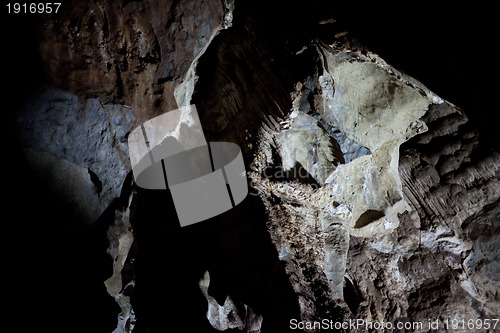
249 41 499 331
7 1 499 332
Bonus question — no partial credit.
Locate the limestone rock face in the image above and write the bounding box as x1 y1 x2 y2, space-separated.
15 86 135 226
39 0 233 119
105 188 136 333
199 271 263 332
316 47 433 152
342 100 500 329
277 111 343 185
250 43 500 331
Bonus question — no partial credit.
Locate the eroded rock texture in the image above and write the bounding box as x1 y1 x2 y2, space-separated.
8 1 499 332
199 271 263 332
248 40 499 330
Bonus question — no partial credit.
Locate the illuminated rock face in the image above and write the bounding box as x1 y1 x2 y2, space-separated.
250 44 439 322
12 1 499 332
251 43 500 329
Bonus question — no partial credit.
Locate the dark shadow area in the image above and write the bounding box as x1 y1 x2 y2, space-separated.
2 10 121 333
354 210 386 229
1 6 46 126
343 276 364 315
3 136 121 333
130 187 301 333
